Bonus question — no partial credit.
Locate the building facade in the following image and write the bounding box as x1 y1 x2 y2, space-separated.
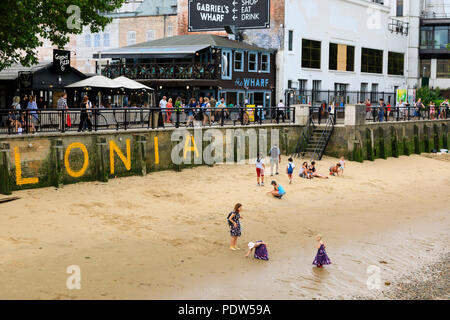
36 0 178 74
417 0 450 89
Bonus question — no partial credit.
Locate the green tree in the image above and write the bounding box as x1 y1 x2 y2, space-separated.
0 0 124 71
416 86 442 105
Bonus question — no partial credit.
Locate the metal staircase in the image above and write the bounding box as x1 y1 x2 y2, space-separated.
293 114 335 161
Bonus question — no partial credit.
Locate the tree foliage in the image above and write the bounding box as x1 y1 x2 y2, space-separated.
0 0 124 71
416 86 442 105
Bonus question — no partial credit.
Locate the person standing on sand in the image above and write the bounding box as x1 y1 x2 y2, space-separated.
269 144 281 176
312 234 331 268
286 157 295 184
339 156 346 176
246 241 269 260
255 154 265 186
227 203 243 251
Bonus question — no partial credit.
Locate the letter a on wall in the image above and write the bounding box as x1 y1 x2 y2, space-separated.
110 139 131 174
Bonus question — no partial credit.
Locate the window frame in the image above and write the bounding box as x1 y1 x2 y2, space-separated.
302 39 321 69
260 53 270 73
388 51 405 76
127 31 136 46
437 59 450 79
84 34 91 47
234 50 244 72
288 30 293 51
222 49 233 80
146 30 155 42
361 47 383 74
103 33 110 47
248 51 258 73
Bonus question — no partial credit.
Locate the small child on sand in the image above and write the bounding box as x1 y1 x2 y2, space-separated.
246 241 269 260
329 163 340 176
339 156 346 176
255 154 265 186
312 234 331 268
286 158 295 184
267 180 286 199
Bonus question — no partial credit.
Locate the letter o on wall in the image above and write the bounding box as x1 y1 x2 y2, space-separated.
65 142 89 178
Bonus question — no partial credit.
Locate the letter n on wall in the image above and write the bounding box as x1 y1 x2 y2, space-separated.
110 139 131 174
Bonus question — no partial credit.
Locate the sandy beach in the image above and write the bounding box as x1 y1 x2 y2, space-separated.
0 154 449 300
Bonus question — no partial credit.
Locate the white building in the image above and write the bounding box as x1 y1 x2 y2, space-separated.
277 0 417 105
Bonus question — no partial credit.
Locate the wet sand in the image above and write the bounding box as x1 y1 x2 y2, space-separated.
0 154 449 299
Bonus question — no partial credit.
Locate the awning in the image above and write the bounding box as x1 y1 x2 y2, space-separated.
93 45 211 58
113 76 153 91
65 75 122 89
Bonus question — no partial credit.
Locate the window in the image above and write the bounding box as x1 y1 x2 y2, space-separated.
420 26 433 49
222 50 232 80
167 24 173 37
360 83 369 101
93 33 100 48
146 30 155 42
312 80 321 102
371 84 379 102
388 52 404 75
329 43 355 71
84 34 91 47
127 31 136 46
248 52 258 72
234 51 243 71
302 39 321 69
288 30 293 51
434 26 449 49
103 33 110 47
261 53 270 72
396 0 403 16
288 80 293 89
437 59 450 78
361 48 383 74
420 59 431 78
299 79 307 93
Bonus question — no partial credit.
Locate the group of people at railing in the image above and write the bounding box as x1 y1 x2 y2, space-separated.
102 63 216 80
158 95 289 127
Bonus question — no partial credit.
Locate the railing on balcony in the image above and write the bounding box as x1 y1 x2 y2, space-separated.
421 11 450 20
101 63 217 80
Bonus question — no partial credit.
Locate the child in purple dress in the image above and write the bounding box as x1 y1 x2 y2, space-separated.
246 241 269 260
312 234 331 268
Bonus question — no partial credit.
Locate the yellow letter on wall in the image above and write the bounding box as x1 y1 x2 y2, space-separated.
65 143 89 178
14 146 39 186
110 139 131 174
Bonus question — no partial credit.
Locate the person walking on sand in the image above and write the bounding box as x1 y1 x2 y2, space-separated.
227 203 243 251
312 234 331 268
339 156 346 176
246 241 269 260
267 180 286 199
269 144 281 176
286 157 295 184
255 154 265 186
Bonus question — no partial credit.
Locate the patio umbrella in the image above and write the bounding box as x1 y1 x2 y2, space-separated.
114 76 153 91
65 75 123 90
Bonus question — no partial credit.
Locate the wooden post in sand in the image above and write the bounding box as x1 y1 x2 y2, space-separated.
96 137 109 182
51 139 64 188
135 135 147 176
0 143 11 195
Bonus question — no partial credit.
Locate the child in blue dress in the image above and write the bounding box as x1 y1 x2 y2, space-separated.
312 234 331 268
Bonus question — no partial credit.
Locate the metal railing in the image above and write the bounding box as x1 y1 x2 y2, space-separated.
0 107 295 135
285 90 397 108
102 62 217 80
308 105 449 125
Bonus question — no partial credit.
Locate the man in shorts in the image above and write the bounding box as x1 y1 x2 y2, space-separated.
269 144 281 176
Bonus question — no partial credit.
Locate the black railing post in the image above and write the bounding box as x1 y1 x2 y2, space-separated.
396 107 400 122
25 110 29 134
176 109 180 128
292 106 296 124
151 109 155 129
61 109 66 133
94 109 98 132
221 108 224 126
124 108 127 131
240 108 244 126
